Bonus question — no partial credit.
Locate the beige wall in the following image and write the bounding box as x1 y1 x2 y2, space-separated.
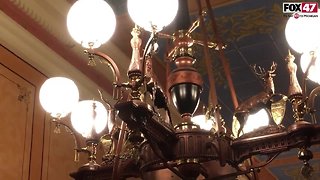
0 45 87 180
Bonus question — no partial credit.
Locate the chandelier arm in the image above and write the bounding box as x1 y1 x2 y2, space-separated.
98 89 112 110
52 119 82 161
114 100 177 155
98 88 115 134
206 153 279 180
90 51 122 100
244 152 280 172
146 137 186 179
106 126 118 154
205 168 257 180
307 86 320 124
302 51 317 97
244 153 280 180
232 123 320 165
141 33 158 79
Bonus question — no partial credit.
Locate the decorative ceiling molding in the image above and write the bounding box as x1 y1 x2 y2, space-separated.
9 0 74 47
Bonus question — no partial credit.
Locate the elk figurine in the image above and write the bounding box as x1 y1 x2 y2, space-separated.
234 62 277 137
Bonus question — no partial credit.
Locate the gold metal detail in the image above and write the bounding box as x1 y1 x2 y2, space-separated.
17 84 30 104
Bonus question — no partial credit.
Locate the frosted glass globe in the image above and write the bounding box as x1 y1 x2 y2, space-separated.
243 108 270 133
127 0 178 32
301 50 320 84
285 12 320 53
191 114 215 131
67 0 116 48
71 100 109 138
232 108 270 137
39 77 79 118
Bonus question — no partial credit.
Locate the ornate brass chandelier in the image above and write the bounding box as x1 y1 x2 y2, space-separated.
39 0 320 179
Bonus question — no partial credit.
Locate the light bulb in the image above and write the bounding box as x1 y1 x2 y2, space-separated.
39 77 79 118
243 108 270 133
191 114 215 131
232 108 270 137
67 0 116 48
71 100 110 139
301 50 320 84
127 0 179 32
285 11 320 53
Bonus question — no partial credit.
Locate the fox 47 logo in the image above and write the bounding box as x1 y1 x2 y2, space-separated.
283 2 318 13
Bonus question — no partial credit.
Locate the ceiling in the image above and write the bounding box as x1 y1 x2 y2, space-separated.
1 0 320 178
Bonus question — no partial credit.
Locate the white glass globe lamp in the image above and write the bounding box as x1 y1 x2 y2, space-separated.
127 0 179 32
71 100 110 139
191 114 215 131
285 11 320 53
300 50 320 84
243 108 270 133
67 0 116 48
232 108 270 137
39 77 79 118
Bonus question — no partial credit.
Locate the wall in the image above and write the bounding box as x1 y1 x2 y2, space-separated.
0 45 86 180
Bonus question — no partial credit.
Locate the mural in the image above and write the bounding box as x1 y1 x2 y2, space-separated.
191 0 288 88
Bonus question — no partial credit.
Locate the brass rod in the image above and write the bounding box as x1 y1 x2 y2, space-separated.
53 119 82 152
196 0 222 133
93 51 121 85
205 0 239 109
166 40 171 99
112 121 127 180
93 51 122 100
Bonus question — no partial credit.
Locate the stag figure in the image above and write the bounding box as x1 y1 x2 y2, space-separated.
234 62 277 137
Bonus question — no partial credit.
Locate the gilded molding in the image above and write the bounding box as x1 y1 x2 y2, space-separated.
17 84 31 105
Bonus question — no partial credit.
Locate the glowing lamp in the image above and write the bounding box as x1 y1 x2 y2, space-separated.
71 100 110 139
191 114 215 131
285 12 320 53
127 0 179 32
67 0 116 48
39 77 79 118
244 108 270 133
232 108 270 137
